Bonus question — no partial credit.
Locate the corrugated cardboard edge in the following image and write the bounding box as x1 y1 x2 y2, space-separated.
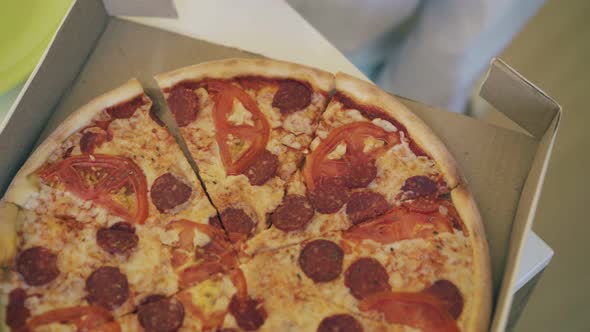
485 60 561 331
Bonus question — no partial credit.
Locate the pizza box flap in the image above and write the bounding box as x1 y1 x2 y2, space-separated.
0 1 560 330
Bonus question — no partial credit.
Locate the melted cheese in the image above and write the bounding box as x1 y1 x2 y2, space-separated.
283 111 314 136
280 133 303 150
227 100 254 126
372 118 398 132
193 231 211 247
363 136 385 153
185 277 235 316
326 142 347 160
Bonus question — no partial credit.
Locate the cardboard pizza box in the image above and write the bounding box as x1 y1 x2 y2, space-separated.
0 1 560 331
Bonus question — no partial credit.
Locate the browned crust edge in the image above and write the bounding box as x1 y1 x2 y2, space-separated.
452 185 492 332
3 79 145 207
0 200 19 266
334 72 464 189
154 58 334 93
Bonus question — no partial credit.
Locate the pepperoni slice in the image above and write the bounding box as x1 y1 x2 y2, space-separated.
86 266 129 310
150 173 193 213
272 80 312 113
271 195 314 232
167 86 199 127
208 215 223 229
401 176 437 199
6 288 30 330
317 314 363 332
298 239 343 282
138 295 185 332
80 131 108 154
106 95 145 119
346 191 390 225
308 178 350 214
241 150 278 186
16 247 59 286
96 222 138 254
424 280 464 319
345 160 377 189
220 208 255 237
345 258 390 300
228 295 266 331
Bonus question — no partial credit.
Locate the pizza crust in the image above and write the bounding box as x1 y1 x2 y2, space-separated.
334 72 463 189
451 185 492 332
154 58 334 92
3 79 145 207
0 201 19 266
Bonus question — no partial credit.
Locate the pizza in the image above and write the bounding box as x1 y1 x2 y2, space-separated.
0 58 491 332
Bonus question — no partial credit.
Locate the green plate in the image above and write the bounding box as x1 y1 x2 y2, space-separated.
0 0 73 94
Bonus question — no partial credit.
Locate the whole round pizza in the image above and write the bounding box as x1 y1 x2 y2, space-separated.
0 58 491 332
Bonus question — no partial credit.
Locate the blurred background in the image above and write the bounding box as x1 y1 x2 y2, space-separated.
289 0 589 330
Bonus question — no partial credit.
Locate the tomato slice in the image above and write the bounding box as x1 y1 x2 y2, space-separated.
179 261 225 288
359 291 459 332
208 81 270 175
168 220 235 265
229 267 248 302
38 154 148 224
26 305 116 331
343 207 453 244
167 219 245 295
303 122 399 191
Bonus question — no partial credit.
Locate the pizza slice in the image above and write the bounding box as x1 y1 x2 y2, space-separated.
1 210 178 331
154 59 333 249
3 79 216 230
244 72 468 255
241 190 487 332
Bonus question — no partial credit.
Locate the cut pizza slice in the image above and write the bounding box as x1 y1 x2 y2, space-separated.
1 211 245 332
244 72 468 255
1 210 178 330
241 184 490 331
154 58 333 249
3 78 217 231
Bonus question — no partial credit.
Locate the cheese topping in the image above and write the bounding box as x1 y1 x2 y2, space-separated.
345 109 366 122
227 100 254 126
372 118 398 132
363 136 385 153
280 133 303 150
185 277 236 316
193 230 211 248
283 111 313 136
326 142 347 160
160 229 180 246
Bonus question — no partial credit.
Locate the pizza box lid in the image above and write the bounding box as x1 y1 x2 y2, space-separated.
0 1 561 331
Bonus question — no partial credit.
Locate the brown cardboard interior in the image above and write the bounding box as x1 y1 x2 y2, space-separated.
0 1 560 330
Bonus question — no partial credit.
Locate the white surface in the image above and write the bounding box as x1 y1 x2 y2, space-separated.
514 231 554 293
0 0 552 294
122 0 366 80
